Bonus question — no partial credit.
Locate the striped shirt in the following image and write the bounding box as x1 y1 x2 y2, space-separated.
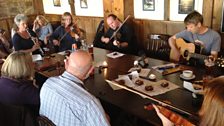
40 71 110 126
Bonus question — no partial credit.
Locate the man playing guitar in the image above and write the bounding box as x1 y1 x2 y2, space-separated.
169 11 221 64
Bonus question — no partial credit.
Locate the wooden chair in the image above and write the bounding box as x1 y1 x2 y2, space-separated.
146 34 171 61
37 115 56 126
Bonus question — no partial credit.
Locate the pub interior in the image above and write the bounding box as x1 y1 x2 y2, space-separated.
0 0 224 126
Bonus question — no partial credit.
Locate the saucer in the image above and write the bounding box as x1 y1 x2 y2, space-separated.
180 74 195 80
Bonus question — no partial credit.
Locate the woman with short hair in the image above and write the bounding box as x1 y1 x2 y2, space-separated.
12 14 42 54
0 51 39 105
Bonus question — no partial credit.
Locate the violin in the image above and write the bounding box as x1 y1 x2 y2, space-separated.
109 15 130 41
144 104 195 126
59 22 81 42
65 23 81 38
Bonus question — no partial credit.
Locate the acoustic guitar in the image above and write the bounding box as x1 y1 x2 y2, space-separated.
170 38 224 67
170 38 203 62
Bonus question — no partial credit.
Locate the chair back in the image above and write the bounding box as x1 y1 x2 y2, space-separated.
0 103 36 126
37 115 56 126
146 34 171 61
93 20 105 48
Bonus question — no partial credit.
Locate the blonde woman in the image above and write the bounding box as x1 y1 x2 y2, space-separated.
33 15 53 45
49 12 81 52
198 76 224 126
0 51 39 105
154 76 224 126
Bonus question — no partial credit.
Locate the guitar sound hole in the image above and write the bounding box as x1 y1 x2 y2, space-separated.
183 50 189 58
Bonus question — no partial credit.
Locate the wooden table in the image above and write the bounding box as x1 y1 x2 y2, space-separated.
35 47 223 125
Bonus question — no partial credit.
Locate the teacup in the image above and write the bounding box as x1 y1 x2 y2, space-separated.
183 70 193 78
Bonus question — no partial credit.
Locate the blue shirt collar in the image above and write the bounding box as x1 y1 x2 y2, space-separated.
61 71 84 86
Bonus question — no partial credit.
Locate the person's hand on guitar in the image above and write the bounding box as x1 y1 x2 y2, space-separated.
194 40 205 48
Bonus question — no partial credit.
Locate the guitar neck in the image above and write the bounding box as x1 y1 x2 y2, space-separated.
190 53 208 60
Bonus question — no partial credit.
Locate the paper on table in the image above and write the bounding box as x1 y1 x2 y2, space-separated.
110 71 179 96
106 80 147 98
128 67 151 78
106 52 124 59
128 67 141 72
32 54 43 62
57 51 66 56
57 50 72 56
133 79 179 96
107 71 139 90
118 74 136 87
183 81 203 94
107 80 123 90
139 68 151 78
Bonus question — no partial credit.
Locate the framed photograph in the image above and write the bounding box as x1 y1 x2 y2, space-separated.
178 0 194 14
80 0 88 8
53 0 61 7
143 0 155 11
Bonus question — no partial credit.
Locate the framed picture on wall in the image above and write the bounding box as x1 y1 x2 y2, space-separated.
178 0 194 14
143 0 155 11
53 0 61 7
80 0 88 8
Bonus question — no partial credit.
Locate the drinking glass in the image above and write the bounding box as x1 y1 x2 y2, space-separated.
81 39 88 51
204 58 215 75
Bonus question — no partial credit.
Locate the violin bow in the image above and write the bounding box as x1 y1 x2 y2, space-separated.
106 79 193 116
109 15 131 41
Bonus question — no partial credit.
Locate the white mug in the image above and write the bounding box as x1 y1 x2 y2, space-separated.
183 70 193 78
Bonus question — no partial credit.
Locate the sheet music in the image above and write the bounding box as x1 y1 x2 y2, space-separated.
32 54 43 62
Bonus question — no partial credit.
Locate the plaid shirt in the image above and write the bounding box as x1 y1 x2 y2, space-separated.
40 71 110 126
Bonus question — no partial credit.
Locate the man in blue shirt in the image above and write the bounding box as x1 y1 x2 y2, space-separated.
40 50 110 126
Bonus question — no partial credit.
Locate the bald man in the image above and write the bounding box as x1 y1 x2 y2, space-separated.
101 14 137 55
40 50 110 126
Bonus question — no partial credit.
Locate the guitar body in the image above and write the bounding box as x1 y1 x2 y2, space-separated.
176 38 195 61
170 38 202 62
170 38 224 66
